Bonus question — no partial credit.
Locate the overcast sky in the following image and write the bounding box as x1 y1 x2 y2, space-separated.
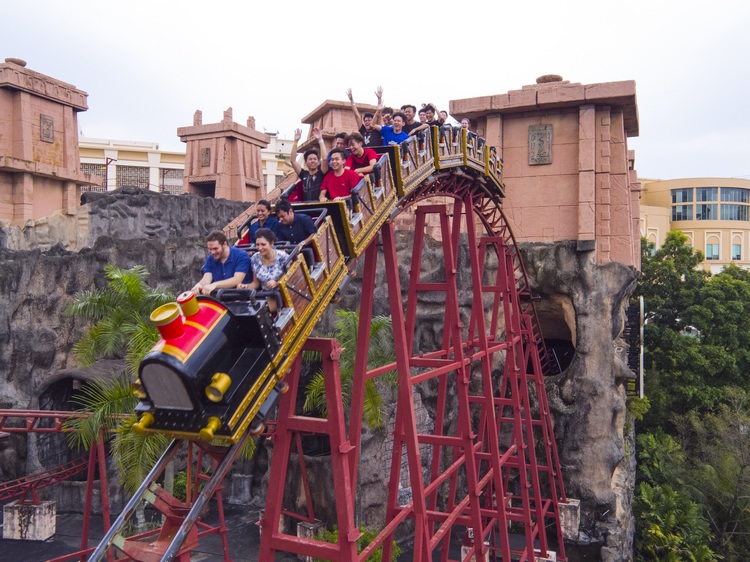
3 0 749 180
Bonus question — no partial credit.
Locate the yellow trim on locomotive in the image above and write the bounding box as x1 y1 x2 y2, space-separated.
205 372 232 402
183 320 209 333
228 362 275 429
156 307 227 365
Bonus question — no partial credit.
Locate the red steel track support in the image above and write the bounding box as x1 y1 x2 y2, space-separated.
260 196 567 560
0 410 112 562
365 199 565 561
258 337 359 561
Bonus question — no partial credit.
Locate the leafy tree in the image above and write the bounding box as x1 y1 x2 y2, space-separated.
637 430 686 490
634 482 717 561
303 309 396 429
64 264 174 376
63 266 174 530
675 388 750 557
636 232 708 329
637 233 750 431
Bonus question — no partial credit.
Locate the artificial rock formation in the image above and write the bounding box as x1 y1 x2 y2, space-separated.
0 188 249 480
521 241 638 562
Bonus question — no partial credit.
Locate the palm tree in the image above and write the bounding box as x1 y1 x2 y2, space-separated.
63 265 175 530
64 264 174 377
64 374 170 495
303 309 396 429
63 265 255 531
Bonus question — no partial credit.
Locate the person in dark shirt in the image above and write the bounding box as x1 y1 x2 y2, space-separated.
275 199 316 248
422 103 445 128
248 199 278 241
400 104 419 134
347 87 383 147
191 230 251 295
290 127 328 201
237 199 279 245
275 199 317 266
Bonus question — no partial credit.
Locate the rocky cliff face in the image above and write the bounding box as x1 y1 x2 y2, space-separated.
521 241 638 562
0 192 638 561
0 188 249 476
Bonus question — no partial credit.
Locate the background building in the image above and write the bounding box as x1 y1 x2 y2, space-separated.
79 137 185 194
261 133 294 192
640 177 750 272
78 133 294 197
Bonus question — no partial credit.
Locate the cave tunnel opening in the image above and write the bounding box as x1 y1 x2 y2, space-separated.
37 377 88 473
535 295 576 374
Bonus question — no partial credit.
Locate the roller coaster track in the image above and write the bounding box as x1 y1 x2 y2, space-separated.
94 125 568 561
0 455 89 504
0 410 103 504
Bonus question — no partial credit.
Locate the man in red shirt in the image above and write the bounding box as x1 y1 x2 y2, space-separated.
320 149 361 201
345 133 378 177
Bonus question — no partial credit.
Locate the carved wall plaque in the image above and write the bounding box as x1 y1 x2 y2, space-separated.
40 114 54 143
201 147 210 167
528 124 552 165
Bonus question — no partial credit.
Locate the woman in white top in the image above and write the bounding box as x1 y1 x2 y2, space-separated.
239 228 288 313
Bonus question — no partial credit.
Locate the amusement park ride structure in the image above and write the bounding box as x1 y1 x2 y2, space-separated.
4 126 576 561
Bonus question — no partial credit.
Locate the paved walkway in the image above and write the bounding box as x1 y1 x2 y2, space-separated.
0 503 429 561
0 504 297 562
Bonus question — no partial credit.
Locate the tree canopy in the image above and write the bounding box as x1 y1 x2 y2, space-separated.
635 231 750 559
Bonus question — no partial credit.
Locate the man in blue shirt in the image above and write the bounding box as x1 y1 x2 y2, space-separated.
372 112 410 145
191 230 251 295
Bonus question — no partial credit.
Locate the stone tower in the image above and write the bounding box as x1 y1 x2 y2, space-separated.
451 75 641 268
0 58 99 224
177 107 270 202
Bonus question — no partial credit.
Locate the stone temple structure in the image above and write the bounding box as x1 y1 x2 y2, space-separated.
451 74 640 267
0 58 99 224
0 62 642 561
452 76 641 561
177 108 270 202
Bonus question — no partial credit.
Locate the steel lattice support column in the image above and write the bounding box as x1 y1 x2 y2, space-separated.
258 338 359 562
371 198 566 561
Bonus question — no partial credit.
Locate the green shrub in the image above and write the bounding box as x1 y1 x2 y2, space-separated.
313 525 401 562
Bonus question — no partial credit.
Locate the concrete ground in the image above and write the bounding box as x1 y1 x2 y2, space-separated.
0 503 428 561
0 504 287 562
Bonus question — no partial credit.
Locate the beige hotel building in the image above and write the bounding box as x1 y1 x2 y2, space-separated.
640 177 750 273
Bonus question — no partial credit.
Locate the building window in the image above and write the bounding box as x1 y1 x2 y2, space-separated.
720 204 749 221
116 166 149 189
732 243 742 260
705 243 720 260
696 187 718 201
160 169 183 195
80 163 107 193
671 188 693 204
721 187 750 203
672 205 693 221
696 204 717 220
